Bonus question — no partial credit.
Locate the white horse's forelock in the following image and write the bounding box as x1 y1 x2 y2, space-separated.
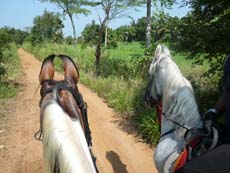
150 45 202 173
42 103 96 173
149 45 171 76
155 45 171 59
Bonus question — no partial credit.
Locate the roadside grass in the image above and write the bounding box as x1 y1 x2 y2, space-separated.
0 44 22 120
106 42 145 60
0 45 22 98
23 41 209 146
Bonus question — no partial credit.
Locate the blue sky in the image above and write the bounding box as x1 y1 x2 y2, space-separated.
0 0 190 37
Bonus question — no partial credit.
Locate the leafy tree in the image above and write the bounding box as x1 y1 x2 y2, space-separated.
0 28 13 49
150 11 181 46
82 20 100 46
106 28 118 49
31 10 64 45
0 27 28 47
5 28 28 46
136 0 174 49
82 20 117 48
0 28 11 78
134 17 147 42
39 0 97 45
178 0 230 72
114 24 136 42
65 36 75 45
87 0 141 74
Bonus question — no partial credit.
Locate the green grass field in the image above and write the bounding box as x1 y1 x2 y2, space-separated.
106 42 145 59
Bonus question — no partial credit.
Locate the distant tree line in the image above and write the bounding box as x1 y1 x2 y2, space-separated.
0 27 28 78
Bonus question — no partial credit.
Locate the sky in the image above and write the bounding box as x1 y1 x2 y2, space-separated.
0 0 190 37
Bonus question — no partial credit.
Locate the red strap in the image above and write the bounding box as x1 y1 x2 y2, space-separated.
156 101 162 124
174 149 188 172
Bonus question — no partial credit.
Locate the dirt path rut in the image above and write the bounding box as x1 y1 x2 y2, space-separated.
0 49 157 173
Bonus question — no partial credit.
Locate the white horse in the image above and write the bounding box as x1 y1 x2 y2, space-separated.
144 45 203 173
38 55 97 173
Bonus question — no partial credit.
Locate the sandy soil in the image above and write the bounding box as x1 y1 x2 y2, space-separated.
0 48 157 173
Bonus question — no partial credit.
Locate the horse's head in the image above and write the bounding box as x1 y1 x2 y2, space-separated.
144 45 171 107
39 55 97 173
39 54 82 122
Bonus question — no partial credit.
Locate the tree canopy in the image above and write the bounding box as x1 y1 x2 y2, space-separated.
39 0 98 45
30 10 64 45
179 0 230 55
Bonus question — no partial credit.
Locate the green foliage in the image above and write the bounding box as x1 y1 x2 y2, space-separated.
39 0 92 15
0 83 18 98
39 0 99 44
114 24 136 42
113 11 181 46
0 28 13 49
98 53 151 79
82 20 100 45
177 0 230 74
0 52 6 78
0 29 11 78
138 116 160 145
65 36 75 45
0 45 22 99
0 27 28 48
6 28 28 46
133 17 146 42
0 27 27 78
30 10 64 45
82 20 118 48
106 31 118 49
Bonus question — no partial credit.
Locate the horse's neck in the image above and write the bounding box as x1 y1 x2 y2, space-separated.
42 103 96 173
160 68 202 133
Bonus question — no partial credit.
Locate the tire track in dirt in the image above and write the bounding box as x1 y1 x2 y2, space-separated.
0 48 157 173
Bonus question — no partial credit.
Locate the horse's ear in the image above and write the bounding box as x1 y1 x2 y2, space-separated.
155 45 162 58
39 55 55 84
58 55 79 84
162 46 171 57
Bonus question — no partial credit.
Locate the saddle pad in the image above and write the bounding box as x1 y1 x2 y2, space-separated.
176 144 230 173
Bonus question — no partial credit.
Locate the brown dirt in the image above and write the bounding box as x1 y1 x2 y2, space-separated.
0 48 157 173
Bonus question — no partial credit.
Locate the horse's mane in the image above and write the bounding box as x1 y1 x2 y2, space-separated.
42 102 95 173
150 45 202 136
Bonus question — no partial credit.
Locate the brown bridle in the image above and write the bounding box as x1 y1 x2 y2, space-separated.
37 54 92 147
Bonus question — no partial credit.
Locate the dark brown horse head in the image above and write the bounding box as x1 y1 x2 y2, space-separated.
38 55 97 172
39 54 86 136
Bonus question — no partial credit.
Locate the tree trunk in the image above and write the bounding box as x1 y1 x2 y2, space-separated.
146 0 151 49
95 42 101 75
69 14 77 46
95 24 105 75
104 24 108 48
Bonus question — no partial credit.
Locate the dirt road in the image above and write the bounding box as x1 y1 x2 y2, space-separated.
0 49 157 173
